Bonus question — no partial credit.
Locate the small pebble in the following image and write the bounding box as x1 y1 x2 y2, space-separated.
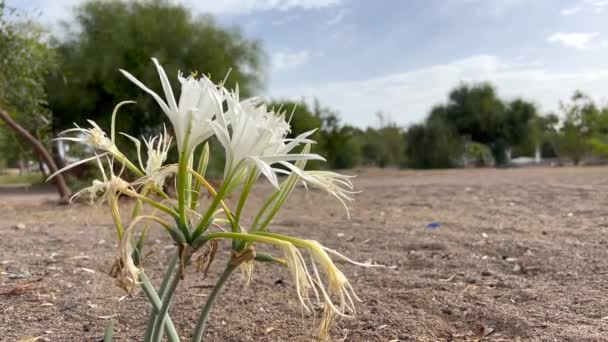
465 277 477 284
481 270 492 277
440 305 452 315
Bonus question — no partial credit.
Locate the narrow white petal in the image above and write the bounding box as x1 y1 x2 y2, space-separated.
119 69 172 115
249 157 278 188
46 153 108 181
152 58 178 112
258 154 325 164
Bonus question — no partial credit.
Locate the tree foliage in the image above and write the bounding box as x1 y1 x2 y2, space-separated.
0 2 52 160
46 0 265 138
0 2 57 166
0 1 71 200
551 91 608 164
417 82 541 166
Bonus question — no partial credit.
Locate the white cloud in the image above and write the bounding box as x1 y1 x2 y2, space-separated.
7 0 81 24
560 7 582 15
271 50 311 72
10 0 342 22
185 0 342 15
547 32 599 49
271 14 299 26
325 9 345 26
269 55 608 127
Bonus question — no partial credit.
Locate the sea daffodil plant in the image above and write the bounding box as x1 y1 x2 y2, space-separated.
51 58 378 342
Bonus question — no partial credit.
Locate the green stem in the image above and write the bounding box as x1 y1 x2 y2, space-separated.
232 171 257 251
191 264 237 342
140 272 180 342
190 143 209 211
191 186 226 242
177 151 190 226
151 254 188 342
143 254 179 341
250 191 279 232
103 319 115 342
177 116 194 230
123 190 179 218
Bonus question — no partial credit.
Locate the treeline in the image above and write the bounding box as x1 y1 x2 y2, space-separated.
2 0 608 176
277 84 608 170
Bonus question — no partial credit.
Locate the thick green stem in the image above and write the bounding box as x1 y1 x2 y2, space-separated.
177 151 190 226
143 254 179 341
103 319 115 342
191 264 237 342
177 117 194 230
151 254 189 342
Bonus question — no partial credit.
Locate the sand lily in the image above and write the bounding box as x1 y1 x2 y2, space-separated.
120 58 223 156
212 88 322 189
54 57 376 342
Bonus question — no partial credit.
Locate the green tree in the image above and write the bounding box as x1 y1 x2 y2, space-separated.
46 0 265 139
503 99 538 158
314 100 361 169
0 1 71 200
551 91 601 164
360 112 406 167
427 83 539 165
406 118 463 169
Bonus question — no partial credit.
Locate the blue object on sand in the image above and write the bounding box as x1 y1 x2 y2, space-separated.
426 221 441 229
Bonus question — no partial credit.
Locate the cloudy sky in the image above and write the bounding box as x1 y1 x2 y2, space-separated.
10 0 608 127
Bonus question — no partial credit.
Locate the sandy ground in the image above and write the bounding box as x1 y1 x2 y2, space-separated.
1 167 608 341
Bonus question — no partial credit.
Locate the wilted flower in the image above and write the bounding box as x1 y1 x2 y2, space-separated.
280 168 357 218
48 101 135 181
58 120 116 153
71 156 130 205
122 126 173 189
120 58 223 155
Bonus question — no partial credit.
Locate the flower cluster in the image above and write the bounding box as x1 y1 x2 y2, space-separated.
53 58 374 342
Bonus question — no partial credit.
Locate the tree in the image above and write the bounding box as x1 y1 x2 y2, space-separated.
360 112 406 167
551 91 600 164
46 0 265 141
0 2 71 201
314 100 361 169
503 99 538 159
427 83 539 165
406 119 463 169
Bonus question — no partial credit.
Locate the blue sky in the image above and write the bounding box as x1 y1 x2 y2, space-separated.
10 0 608 127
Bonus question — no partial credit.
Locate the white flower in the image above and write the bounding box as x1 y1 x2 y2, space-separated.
212 89 323 188
120 58 223 155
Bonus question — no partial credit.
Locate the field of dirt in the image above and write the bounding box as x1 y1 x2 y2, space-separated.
2 167 608 341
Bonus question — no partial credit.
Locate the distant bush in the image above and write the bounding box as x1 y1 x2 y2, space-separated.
406 120 463 169
464 142 494 167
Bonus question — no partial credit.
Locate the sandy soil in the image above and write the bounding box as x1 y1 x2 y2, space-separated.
1 167 608 341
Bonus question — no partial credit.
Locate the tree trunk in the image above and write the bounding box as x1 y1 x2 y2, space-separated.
0 108 71 203
37 156 49 177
